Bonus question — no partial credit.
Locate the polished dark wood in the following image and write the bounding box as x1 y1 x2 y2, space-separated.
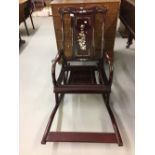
46 132 117 143
42 6 123 146
41 93 61 144
120 0 135 48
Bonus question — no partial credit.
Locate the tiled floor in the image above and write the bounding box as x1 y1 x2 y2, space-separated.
19 17 135 155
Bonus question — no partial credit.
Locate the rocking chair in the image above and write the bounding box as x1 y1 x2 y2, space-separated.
41 6 123 146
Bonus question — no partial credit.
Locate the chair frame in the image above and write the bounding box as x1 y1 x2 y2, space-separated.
41 7 123 146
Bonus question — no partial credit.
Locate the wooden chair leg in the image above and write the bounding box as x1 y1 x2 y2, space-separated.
19 32 25 47
29 13 35 29
24 20 29 36
126 33 133 48
103 93 123 146
41 93 64 144
41 93 60 144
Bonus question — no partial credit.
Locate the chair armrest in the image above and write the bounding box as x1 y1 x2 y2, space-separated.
51 50 63 86
105 52 113 85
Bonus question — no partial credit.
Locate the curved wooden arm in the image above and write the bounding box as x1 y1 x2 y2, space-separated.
105 52 114 85
51 50 63 86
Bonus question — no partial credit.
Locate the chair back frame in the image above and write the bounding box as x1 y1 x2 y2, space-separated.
59 7 107 61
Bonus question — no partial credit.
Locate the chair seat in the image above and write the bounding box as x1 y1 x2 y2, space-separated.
54 65 111 93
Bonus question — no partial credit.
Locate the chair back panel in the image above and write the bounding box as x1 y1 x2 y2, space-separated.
59 7 107 61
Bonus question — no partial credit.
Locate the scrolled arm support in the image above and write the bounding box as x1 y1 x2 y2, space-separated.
51 50 63 86
105 52 114 85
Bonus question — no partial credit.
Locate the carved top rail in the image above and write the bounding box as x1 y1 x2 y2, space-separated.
58 6 107 15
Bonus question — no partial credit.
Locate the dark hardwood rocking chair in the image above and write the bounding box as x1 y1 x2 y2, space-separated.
41 6 123 146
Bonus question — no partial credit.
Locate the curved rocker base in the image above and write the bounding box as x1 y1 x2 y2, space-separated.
41 93 123 146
